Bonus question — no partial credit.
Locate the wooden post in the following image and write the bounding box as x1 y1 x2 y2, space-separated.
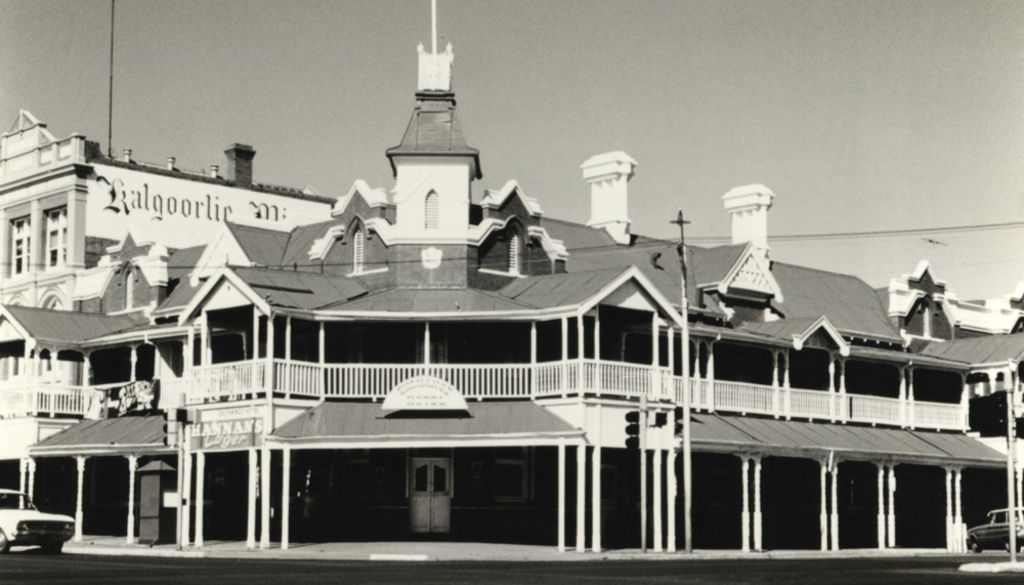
75 456 86 542
741 456 750 552
876 462 886 549
576 443 586 552
281 447 291 550
260 447 271 549
246 448 257 549
591 404 602 553
126 455 137 544
557 439 566 551
753 456 762 551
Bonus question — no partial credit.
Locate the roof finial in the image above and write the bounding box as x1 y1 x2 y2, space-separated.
431 0 437 54
417 0 453 91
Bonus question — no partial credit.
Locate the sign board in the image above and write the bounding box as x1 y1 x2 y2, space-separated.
188 405 265 450
86 164 330 247
381 376 469 411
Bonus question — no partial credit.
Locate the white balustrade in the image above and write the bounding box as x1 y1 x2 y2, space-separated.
175 359 968 431
0 382 90 418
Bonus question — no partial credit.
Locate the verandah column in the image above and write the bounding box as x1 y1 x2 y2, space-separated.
591 403 602 553
771 351 780 419
907 368 916 429
27 458 35 500
576 443 586 552
830 461 839 551
876 462 886 549
74 455 86 542
557 439 566 551
653 426 663 552
741 456 750 552
561 317 569 398
260 446 271 549
782 350 792 420
667 420 677 552
944 467 953 551
126 454 138 544
246 448 257 549
886 464 896 548
195 451 206 548
954 467 964 552
182 449 193 547
828 355 837 422
819 459 828 551
753 456 763 551
281 446 291 550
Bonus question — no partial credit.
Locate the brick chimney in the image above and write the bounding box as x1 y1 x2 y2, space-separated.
224 143 256 187
582 151 637 245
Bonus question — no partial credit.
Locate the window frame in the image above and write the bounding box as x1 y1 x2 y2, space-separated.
10 216 31 276
44 206 68 269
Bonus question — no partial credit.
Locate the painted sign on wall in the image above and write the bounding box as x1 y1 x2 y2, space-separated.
381 376 469 411
188 405 265 450
86 164 330 247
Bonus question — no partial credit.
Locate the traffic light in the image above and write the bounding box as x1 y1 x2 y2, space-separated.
162 408 188 447
653 412 668 427
625 410 641 449
969 392 1008 437
674 406 684 436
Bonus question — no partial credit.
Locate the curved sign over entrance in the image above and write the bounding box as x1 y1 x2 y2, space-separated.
382 375 468 411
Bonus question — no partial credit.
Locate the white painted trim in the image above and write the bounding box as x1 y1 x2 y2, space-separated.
177 268 271 326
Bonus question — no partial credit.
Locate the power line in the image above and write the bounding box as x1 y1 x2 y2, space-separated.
686 219 1024 244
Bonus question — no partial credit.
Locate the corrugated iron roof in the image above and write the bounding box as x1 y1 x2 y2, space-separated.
691 413 1002 467
772 262 901 341
227 222 290 267
920 333 1024 364
274 401 578 439
499 268 627 309
4 306 148 346
232 267 366 310
31 415 165 452
327 287 533 313
386 93 481 179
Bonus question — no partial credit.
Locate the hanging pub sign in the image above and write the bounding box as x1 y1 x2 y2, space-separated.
188 405 265 450
381 375 469 411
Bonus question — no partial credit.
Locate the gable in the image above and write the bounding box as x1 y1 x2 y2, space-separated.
0 317 27 343
189 225 252 285
717 245 783 302
600 279 659 313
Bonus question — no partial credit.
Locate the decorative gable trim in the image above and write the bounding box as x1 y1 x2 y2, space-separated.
577 266 687 329
792 315 850 357
527 226 568 261
177 268 271 326
0 306 34 347
189 224 252 286
480 180 544 216
332 179 390 217
72 263 118 301
715 242 783 302
307 225 347 261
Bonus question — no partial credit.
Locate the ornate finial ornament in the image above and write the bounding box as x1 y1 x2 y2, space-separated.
417 0 453 91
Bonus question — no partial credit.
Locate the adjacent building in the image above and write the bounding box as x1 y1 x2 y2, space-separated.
1 39 1023 553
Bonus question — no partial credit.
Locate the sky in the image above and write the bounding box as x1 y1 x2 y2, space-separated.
1 0 1022 300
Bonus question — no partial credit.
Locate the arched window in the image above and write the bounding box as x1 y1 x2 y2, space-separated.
508 233 520 274
124 266 135 309
424 191 439 230
352 227 365 273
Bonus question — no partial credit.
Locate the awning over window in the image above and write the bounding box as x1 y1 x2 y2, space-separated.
691 413 1004 468
271 401 584 449
29 415 169 457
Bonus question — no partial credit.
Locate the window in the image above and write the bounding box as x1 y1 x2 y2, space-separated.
10 216 30 275
352 227 365 273
45 207 67 269
493 458 528 501
124 266 135 309
424 191 438 230
507 233 520 274
921 301 932 338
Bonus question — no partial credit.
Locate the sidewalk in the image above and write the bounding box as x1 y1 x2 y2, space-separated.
63 535 975 563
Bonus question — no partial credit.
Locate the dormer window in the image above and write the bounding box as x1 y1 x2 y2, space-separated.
921 300 932 338
508 234 520 274
353 227 365 273
424 191 439 230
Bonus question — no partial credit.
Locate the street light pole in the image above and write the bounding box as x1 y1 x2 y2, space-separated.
671 209 693 553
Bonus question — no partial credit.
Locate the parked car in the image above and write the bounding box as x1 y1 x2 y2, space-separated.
0 489 75 554
967 508 1024 553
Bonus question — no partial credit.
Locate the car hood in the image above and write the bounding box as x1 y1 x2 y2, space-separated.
0 509 75 524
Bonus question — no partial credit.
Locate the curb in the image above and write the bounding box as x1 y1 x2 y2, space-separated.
65 546 207 559
959 561 1024 574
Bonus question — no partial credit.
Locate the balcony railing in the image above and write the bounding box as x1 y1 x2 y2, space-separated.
177 359 968 432
0 382 92 419
677 378 966 431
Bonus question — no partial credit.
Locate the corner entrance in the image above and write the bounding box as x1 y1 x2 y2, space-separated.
410 457 451 534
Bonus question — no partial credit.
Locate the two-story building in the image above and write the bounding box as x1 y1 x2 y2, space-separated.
1 39 1021 554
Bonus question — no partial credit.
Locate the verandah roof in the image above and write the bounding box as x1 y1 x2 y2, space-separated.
29 415 170 457
691 413 1003 468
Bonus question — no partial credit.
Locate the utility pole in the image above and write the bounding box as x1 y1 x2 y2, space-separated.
1008 364 1018 563
671 209 693 553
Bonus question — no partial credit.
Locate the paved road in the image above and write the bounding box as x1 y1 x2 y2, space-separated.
0 551 1020 584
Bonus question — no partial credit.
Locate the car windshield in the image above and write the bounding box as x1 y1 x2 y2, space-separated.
0 492 37 511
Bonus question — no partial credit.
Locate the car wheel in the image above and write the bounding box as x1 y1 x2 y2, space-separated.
41 542 62 555
0 529 9 554
969 537 982 553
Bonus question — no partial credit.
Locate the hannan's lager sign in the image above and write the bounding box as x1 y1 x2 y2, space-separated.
188 406 265 450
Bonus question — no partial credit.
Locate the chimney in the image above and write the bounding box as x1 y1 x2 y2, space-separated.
722 184 775 258
122 148 132 163
166 156 176 170
209 164 219 178
224 143 256 187
582 151 637 245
